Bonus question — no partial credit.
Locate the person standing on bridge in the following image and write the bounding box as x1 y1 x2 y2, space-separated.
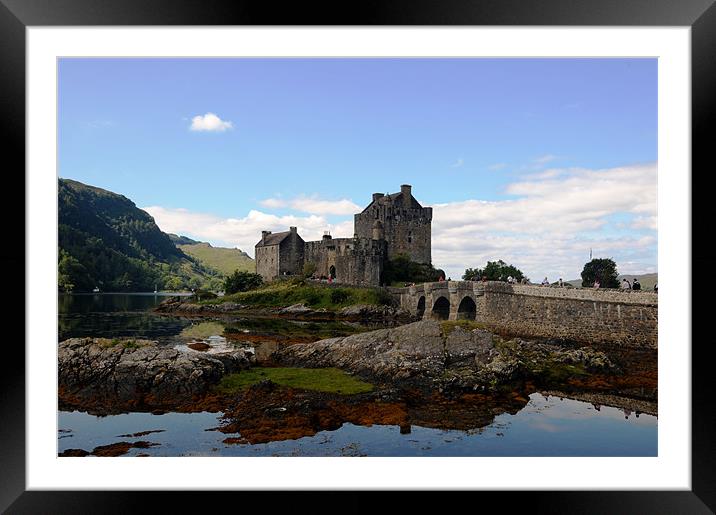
621 278 631 290
632 278 641 291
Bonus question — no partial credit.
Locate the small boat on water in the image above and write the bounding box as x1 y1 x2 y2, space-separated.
92 287 100 293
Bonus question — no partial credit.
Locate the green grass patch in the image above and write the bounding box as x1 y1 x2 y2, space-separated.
97 338 150 349
440 320 488 336
537 362 590 383
180 321 225 339
205 280 395 310
215 367 374 395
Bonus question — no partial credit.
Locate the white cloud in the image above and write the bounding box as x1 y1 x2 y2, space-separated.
142 206 352 258
259 195 361 216
258 198 287 209
189 112 233 132
430 163 657 281
451 158 464 168
488 163 506 171
144 162 657 282
533 154 559 165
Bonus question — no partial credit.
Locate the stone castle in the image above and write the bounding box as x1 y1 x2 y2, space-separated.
255 184 432 286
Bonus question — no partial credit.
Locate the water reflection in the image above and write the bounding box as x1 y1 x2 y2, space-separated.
58 393 657 457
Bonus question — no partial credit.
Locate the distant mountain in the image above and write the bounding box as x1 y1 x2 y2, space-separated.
58 178 222 292
167 233 202 246
566 273 658 290
178 242 254 275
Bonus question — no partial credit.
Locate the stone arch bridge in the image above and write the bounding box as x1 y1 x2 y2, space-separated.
391 281 658 349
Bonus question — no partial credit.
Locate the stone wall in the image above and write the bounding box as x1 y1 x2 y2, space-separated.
354 185 432 264
303 236 386 286
255 244 279 282
398 281 658 349
477 282 658 349
278 229 305 277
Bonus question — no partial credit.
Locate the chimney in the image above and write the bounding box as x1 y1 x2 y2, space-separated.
372 193 384 202
261 230 270 244
322 230 332 241
401 184 412 207
289 226 297 234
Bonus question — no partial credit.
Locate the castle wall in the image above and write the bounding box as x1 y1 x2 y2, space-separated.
304 237 385 286
354 192 432 264
255 244 280 282
278 232 305 276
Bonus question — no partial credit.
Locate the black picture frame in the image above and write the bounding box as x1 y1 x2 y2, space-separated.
2 0 714 512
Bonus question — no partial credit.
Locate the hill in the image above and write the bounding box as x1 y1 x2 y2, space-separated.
58 178 223 292
566 273 657 290
177 242 255 275
167 233 201 245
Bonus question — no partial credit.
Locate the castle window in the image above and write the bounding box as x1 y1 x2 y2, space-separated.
408 230 412 243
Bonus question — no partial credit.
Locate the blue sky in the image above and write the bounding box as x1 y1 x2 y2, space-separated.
58 58 657 281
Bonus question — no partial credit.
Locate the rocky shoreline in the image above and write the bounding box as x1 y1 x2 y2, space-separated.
58 320 625 415
271 320 617 392
153 296 414 323
58 337 251 414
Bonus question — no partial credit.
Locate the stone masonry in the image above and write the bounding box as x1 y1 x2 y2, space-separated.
397 281 658 349
255 185 432 285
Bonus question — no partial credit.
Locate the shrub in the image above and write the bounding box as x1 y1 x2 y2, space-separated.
224 270 264 294
302 261 317 278
330 288 349 305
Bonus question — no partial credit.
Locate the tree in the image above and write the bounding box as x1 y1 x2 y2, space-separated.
463 260 524 282
580 258 620 288
58 249 93 292
224 270 264 294
302 261 317 278
380 254 444 285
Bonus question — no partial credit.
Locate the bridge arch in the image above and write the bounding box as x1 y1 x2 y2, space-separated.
456 296 477 320
431 296 450 320
416 296 426 319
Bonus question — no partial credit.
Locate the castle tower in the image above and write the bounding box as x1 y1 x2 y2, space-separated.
354 184 432 264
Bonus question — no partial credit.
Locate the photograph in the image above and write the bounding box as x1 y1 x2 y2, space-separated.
56 57 659 458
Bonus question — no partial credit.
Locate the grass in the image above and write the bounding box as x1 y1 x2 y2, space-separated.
180 321 226 339
97 338 151 349
215 367 374 395
178 243 255 275
440 320 487 336
205 279 396 310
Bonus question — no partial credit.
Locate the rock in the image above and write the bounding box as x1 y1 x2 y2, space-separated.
58 338 251 412
338 304 413 322
272 320 615 392
279 303 314 315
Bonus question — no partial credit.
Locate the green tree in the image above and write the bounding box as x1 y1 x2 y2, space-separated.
302 261 317 278
381 254 444 285
463 260 524 282
224 270 264 294
58 249 93 292
580 258 620 288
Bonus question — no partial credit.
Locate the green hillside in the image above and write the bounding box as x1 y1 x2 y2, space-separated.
58 178 222 292
178 242 255 275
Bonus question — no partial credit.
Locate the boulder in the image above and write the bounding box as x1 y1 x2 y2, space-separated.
58 338 251 412
272 320 614 391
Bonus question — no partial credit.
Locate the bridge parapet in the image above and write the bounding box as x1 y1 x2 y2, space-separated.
396 280 657 348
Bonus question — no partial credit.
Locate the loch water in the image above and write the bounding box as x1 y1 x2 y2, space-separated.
58 293 657 457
